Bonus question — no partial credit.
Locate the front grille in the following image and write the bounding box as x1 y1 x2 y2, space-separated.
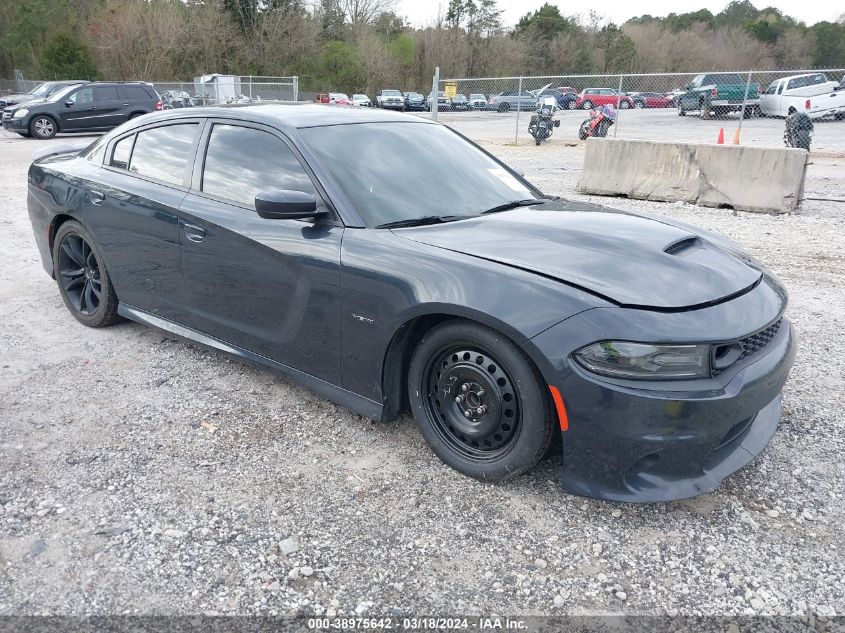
713 319 782 375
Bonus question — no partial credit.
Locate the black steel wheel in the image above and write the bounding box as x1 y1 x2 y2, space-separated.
53 220 122 327
408 321 553 481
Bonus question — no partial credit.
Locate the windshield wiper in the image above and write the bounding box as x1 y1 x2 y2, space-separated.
375 215 470 229
480 198 548 214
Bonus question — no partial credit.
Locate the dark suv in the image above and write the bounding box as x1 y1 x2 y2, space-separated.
3 82 162 139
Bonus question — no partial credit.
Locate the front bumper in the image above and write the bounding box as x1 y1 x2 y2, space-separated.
2 116 28 132
381 102 404 110
528 277 795 502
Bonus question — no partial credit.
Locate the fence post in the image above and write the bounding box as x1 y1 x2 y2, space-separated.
614 74 623 138
737 70 752 138
514 76 523 145
248 75 253 100
431 66 440 121
293 76 299 101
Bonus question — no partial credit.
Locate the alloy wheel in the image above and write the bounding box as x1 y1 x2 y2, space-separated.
57 233 102 315
33 117 55 138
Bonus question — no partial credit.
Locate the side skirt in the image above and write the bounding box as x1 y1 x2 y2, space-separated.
117 303 383 421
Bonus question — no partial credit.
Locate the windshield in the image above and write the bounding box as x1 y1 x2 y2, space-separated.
301 122 537 228
47 84 80 102
30 83 55 97
382 90 401 96
470 94 484 98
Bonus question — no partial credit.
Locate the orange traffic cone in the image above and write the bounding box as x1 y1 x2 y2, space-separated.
732 128 740 145
716 128 724 144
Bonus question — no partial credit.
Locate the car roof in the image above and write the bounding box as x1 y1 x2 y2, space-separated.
129 103 434 129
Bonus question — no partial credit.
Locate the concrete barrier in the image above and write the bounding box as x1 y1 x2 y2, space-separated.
576 138 808 214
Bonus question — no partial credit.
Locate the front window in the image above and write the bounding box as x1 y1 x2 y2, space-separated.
202 124 316 208
301 122 536 228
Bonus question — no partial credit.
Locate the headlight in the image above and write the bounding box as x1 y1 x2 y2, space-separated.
574 341 710 380
12 108 29 119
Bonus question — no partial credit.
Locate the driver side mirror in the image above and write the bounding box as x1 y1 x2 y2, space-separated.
255 190 327 220
64 100 74 108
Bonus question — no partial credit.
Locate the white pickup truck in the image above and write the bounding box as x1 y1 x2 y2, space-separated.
760 72 845 120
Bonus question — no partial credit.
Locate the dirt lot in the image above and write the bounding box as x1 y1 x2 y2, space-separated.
1 124 844 619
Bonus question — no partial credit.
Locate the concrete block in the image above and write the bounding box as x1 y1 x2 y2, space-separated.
576 138 808 214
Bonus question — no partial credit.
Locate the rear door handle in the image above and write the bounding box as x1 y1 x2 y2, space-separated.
88 190 105 205
183 223 205 243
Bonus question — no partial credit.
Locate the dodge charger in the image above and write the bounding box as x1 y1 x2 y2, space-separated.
26 105 795 501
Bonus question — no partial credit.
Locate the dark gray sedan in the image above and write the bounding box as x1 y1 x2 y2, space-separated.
26 105 795 502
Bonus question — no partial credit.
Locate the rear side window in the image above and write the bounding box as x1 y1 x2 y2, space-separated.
126 123 198 186
119 85 153 101
93 86 118 101
786 74 826 90
201 124 315 207
110 134 135 170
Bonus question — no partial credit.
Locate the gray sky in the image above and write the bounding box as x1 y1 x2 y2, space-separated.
395 0 843 28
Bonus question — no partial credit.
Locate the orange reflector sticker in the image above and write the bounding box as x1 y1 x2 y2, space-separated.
549 386 569 431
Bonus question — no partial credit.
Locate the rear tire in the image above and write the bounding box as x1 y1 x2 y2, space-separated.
408 321 554 482
53 221 122 328
620 100 631 109
581 100 593 110
497 102 510 113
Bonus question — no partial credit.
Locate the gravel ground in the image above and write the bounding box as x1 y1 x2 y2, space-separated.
0 127 843 619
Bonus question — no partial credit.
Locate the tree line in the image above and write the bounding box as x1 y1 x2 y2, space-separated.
1 0 843 95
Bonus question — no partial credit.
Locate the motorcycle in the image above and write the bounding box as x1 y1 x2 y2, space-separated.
578 105 616 140
528 97 560 145
784 111 812 151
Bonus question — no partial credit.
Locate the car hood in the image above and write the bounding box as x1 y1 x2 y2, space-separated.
394 201 763 310
0 93 34 106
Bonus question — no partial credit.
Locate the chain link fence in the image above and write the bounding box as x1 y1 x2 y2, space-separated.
1 75 299 105
432 69 845 153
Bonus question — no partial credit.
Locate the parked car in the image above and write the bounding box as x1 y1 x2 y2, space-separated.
468 93 487 109
314 93 330 104
575 89 633 110
535 88 577 110
760 73 845 120
630 92 673 108
403 92 427 111
27 104 795 502
377 89 405 110
556 86 577 95
487 91 539 113
161 90 193 109
426 91 451 111
2 81 162 139
450 94 470 111
328 92 351 106
351 93 372 107
0 80 85 111
677 73 761 118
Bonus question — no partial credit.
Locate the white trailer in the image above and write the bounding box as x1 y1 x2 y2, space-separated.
760 72 845 120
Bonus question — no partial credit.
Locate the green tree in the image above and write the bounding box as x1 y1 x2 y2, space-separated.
810 21 845 66
39 33 98 79
595 24 635 72
514 3 571 39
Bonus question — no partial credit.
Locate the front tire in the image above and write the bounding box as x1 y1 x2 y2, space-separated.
30 115 57 139
497 102 510 113
620 100 631 109
408 321 553 482
53 221 122 328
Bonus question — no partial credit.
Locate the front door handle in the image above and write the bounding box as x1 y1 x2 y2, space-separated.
88 190 105 205
183 223 205 243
